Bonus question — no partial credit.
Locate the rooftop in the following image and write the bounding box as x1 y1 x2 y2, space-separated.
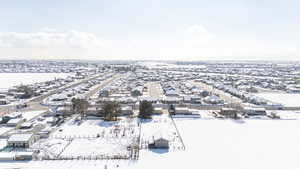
8 134 34 142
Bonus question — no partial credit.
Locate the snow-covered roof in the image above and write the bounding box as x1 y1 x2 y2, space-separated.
8 134 34 142
7 118 24 124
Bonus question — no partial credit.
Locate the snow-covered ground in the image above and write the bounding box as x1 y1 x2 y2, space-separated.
60 137 130 158
3 113 300 169
31 118 140 160
140 114 183 149
255 93 300 107
53 118 139 138
138 117 300 169
0 73 71 89
0 126 13 136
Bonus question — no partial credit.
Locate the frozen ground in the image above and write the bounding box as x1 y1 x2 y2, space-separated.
32 118 140 160
140 114 183 149
0 73 71 89
255 93 300 107
60 137 130 158
53 118 139 138
3 113 300 169
0 126 13 136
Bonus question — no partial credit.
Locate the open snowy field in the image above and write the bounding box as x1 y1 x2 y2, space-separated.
137 117 300 169
3 115 300 169
0 73 71 89
255 93 300 107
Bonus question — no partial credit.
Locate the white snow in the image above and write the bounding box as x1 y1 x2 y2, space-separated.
21 110 46 120
0 73 71 89
3 115 300 169
255 93 300 107
60 138 130 158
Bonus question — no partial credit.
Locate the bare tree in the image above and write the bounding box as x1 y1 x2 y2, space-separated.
139 101 154 119
102 101 121 121
71 98 89 119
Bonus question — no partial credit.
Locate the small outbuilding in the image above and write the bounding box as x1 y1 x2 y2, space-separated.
219 108 238 118
149 137 169 149
175 107 191 115
244 107 266 116
8 134 38 148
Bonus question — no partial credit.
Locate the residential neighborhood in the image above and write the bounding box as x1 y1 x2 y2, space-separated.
1 60 300 169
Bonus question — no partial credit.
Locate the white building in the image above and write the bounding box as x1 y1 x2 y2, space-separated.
8 134 38 148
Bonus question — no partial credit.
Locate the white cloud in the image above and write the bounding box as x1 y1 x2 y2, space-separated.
186 25 209 34
0 29 107 48
184 25 215 45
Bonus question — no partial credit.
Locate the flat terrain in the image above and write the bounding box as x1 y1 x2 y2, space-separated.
145 82 164 100
4 114 300 169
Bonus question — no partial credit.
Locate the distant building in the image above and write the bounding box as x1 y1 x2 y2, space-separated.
98 89 110 97
175 107 191 115
0 99 7 105
131 87 143 97
244 107 266 116
203 95 223 104
219 108 238 118
121 106 133 116
6 118 25 127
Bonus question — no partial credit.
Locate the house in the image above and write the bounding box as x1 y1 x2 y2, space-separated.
203 95 223 104
0 99 7 105
244 107 266 116
46 117 62 126
15 152 36 160
199 90 210 97
86 106 103 116
175 107 191 115
6 118 25 127
51 94 68 102
164 97 181 104
38 128 51 138
4 112 22 119
131 87 143 97
153 107 163 114
121 106 133 116
165 89 179 97
183 96 192 103
190 95 202 104
56 106 72 115
19 122 33 129
8 134 38 148
219 108 238 118
98 89 110 97
0 94 6 99
149 137 169 149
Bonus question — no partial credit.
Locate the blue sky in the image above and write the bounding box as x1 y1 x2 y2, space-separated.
0 0 300 60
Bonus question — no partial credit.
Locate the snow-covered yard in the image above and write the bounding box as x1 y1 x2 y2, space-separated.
32 138 70 159
53 118 139 138
34 118 141 159
140 114 183 150
60 137 131 158
255 93 300 107
4 113 300 169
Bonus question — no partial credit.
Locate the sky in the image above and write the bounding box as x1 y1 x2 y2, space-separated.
0 0 300 61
